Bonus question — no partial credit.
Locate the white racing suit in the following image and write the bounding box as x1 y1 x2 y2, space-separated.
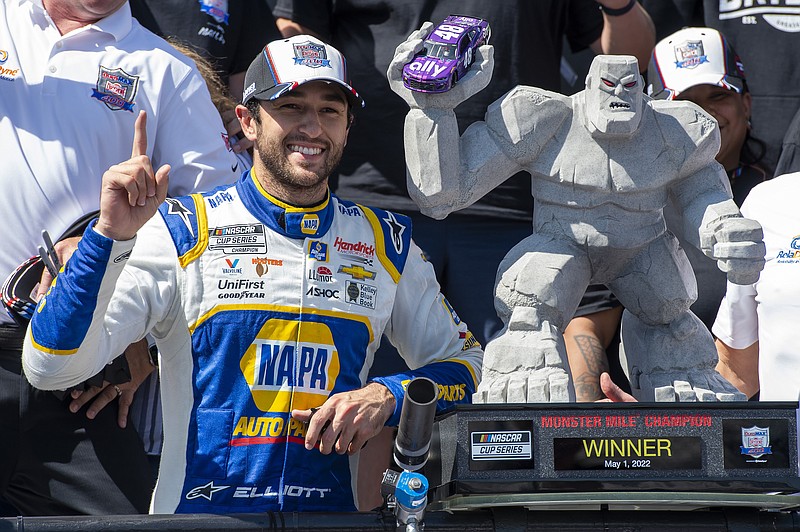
23 170 483 513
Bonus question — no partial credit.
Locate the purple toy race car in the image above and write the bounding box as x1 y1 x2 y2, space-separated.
402 15 491 93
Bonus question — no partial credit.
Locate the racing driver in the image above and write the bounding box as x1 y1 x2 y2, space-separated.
22 35 483 514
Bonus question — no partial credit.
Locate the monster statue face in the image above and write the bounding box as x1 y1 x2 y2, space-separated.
584 55 643 137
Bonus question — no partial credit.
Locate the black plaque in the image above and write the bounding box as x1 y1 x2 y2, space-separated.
553 436 702 470
427 402 800 500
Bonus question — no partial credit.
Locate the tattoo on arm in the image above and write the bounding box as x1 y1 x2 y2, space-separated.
573 334 610 402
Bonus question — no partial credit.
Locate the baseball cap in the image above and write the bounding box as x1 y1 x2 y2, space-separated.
242 35 364 109
648 27 746 100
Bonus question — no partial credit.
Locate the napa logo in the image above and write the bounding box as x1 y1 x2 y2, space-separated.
300 214 320 235
240 319 339 412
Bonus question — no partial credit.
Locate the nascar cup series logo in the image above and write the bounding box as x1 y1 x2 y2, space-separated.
292 41 331 68
240 319 339 412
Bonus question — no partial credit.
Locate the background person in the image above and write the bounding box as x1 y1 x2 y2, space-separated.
713 172 800 401
640 0 800 173
0 0 239 515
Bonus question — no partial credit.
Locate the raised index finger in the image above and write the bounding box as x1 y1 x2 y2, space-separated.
132 110 148 158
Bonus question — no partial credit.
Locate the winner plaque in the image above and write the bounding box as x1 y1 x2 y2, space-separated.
425 402 800 510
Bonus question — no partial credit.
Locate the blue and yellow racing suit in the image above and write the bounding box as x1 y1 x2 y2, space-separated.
23 170 482 513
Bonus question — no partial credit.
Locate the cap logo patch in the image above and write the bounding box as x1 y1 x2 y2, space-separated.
292 41 331 68
199 0 229 24
673 40 708 69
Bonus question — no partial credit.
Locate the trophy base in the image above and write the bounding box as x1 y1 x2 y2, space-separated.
425 402 800 510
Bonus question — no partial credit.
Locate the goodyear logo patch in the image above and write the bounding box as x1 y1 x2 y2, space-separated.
471 431 532 461
240 319 339 412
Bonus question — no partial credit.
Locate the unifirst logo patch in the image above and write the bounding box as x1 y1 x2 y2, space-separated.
240 319 339 412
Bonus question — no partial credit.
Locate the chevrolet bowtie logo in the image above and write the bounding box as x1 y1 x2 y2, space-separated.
338 264 376 280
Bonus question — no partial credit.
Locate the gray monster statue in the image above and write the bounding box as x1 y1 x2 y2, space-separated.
388 23 765 403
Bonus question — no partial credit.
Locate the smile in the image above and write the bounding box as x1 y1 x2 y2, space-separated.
609 102 630 109
288 145 323 155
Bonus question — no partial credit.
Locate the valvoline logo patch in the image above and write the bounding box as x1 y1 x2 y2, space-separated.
239 319 339 412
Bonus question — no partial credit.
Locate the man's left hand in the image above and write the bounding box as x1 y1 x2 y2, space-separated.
68 339 155 428
292 383 396 455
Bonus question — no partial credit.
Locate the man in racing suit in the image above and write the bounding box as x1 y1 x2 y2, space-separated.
22 35 483 514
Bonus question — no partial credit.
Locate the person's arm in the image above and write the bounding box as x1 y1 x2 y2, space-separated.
564 306 623 402
275 18 321 38
592 1 656 70
373 239 484 423
715 339 759 399
23 112 173 391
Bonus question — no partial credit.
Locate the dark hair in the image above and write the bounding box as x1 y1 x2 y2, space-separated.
245 98 262 124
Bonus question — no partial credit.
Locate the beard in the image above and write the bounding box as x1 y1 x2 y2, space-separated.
255 132 344 193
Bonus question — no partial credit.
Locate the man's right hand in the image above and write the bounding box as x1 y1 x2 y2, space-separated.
94 110 170 241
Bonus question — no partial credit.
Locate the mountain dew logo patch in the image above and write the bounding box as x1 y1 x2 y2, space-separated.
240 319 339 412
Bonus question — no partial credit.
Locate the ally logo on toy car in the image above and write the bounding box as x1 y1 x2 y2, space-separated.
402 15 490 93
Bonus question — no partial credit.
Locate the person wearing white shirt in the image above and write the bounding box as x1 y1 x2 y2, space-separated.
713 172 800 402
0 0 238 515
